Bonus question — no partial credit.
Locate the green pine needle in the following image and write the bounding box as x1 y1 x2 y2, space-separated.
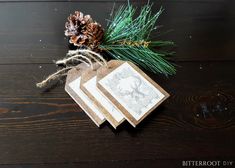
101 1 176 75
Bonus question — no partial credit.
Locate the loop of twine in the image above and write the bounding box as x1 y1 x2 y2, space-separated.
36 66 73 88
78 49 108 67
56 54 94 70
36 49 107 88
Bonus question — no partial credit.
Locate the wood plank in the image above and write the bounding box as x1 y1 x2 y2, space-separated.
0 0 230 2
0 0 142 1
0 62 234 164
0 160 190 168
0 160 183 168
0 1 234 64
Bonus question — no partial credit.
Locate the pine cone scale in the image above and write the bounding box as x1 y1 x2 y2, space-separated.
65 11 104 51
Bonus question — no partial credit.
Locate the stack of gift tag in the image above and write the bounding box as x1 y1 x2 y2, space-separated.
65 60 169 128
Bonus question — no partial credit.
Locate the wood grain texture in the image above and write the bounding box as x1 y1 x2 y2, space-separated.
0 160 186 168
0 62 234 166
0 0 234 167
0 1 234 63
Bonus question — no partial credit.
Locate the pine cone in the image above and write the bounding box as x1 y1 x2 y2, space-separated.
65 11 104 51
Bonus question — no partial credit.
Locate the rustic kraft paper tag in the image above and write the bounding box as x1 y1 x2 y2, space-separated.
65 63 105 127
80 63 125 129
97 60 170 127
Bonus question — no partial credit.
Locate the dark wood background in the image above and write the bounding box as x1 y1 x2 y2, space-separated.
0 0 234 167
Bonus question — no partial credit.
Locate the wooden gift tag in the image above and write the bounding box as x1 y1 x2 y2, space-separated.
97 60 170 127
65 63 106 127
80 63 125 129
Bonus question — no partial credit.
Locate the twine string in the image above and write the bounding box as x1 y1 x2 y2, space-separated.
67 50 103 67
36 49 107 88
36 66 73 88
56 54 94 70
84 52 103 67
78 49 108 67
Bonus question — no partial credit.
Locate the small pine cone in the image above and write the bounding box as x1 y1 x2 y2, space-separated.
65 11 104 51
65 11 93 37
83 22 104 50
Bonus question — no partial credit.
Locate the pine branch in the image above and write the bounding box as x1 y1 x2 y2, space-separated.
101 1 176 75
101 44 176 75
